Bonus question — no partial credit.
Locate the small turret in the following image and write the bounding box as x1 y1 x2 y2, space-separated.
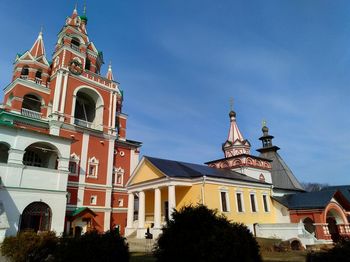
106 62 114 81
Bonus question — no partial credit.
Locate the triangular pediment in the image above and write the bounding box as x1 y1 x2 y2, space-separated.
128 158 166 186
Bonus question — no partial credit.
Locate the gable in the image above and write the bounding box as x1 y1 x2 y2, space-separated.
128 160 166 185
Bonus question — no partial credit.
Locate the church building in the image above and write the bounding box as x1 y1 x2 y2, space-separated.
0 6 141 240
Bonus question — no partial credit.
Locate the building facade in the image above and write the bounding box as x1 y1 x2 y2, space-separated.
0 6 141 239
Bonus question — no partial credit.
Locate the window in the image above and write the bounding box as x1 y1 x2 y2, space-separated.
262 195 269 212
250 193 257 212
113 167 124 185
0 143 10 163
35 70 42 79
90 195 97 205
85 58 91 70
87 157 99 178
118 199 124 207
69 161 77 174
20 66 29 78
220 191 229 212
69 153 80 175
236 192 244 212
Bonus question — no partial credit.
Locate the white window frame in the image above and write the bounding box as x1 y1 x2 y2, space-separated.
113 167 124 186
67 192 71 204
249 192 258 213
87 157 99 178
262 194 270 212
219 188 230 213
68 153 80 176
90 195 97 205
118 198 124 207
235 191 245 213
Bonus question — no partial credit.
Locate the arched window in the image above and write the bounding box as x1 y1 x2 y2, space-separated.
0 143 10 163
35 70 42 79
22 94 42 118
85 58 91 71
20 66 29 79
74 91 96 126
71 37 80 51
23 142 59 169
20 202 52 232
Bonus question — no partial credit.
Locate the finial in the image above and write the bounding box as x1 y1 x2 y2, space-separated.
39 25 43 37
74 2 78 13
108 61 112 70
83 0 87 15
262 119 269 134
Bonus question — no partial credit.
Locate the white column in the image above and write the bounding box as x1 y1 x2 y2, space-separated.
168 185 176 220
154 188 161 228
138 191 145 229
126 193 135 228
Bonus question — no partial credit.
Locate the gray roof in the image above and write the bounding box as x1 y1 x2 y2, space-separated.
322 185 350 203
145 156 270 185
273 189 350 210
257 149 304 192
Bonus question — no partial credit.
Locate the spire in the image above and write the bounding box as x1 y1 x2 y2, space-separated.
80 1 88 24
29 29 46 58
106 62 114 80
227 100 244 143
222 101 251 157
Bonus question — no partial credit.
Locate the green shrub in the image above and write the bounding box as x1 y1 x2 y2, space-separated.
1 231 58 262
55 228 129 262
154 204 261 262
306 237 350 262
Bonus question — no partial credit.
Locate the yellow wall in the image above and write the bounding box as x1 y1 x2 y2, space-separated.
129 159 277 226
203 182 277 225
129 160 165 185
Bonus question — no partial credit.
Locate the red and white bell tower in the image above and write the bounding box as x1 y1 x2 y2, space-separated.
1 6 141 235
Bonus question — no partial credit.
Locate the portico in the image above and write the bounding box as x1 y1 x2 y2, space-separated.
126 182 191 238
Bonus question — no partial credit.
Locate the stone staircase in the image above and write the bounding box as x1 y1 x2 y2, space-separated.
127 232 156 253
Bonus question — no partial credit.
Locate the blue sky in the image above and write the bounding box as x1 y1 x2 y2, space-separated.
1 1 350 185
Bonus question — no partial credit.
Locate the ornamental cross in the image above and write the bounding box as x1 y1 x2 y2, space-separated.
229 97 233 111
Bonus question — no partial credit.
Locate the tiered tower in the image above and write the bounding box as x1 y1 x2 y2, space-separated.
1 6 141 235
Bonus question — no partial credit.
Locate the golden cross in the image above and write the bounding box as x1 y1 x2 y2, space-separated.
262 119 267 127
229 97 233 111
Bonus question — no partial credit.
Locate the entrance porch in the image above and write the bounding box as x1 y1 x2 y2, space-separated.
125 183 191 239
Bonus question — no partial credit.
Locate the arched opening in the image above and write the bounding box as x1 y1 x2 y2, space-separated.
303 217 315 234
290 240 302 251
20 66 29 79
73 88 103 129
23 142 59 169
20 202 52 232
326 209 344 243
74 92 96 124
35 70 42 79
327 216 340 242
71 37 80 51
85 58 91 71
22 94 41 112
0 143 10 163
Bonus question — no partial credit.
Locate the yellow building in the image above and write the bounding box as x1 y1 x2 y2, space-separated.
125 156 277 238
125 109 304 239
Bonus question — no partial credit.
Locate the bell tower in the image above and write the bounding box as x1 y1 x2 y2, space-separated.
0 5 141 234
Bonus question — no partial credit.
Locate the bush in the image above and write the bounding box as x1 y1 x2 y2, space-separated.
307 237 350 262
55 228 129 262
1 231 58 262
154 204 261 262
